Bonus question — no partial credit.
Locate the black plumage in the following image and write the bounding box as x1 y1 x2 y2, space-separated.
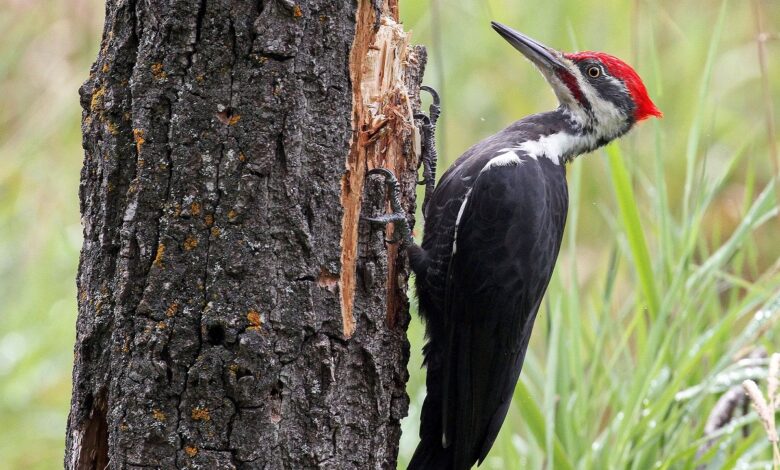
407 112 570 470
396 22 661 470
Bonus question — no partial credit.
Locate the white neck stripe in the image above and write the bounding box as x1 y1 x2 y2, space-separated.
499 131 598 166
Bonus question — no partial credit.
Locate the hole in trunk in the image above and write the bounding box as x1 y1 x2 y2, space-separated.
206 324 226 345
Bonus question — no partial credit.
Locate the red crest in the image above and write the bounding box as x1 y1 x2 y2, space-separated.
566 52 662 121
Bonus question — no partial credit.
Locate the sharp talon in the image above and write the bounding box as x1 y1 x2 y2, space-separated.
367 168 395 179
414 113 431 125
362 167 413 248
420 85 440 106
419 85 441 126
413 88 441 218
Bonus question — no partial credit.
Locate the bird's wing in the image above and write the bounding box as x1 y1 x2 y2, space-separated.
440 158 567 467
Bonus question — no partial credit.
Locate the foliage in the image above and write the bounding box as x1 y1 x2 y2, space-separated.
0 0 100 467
399 0 780 468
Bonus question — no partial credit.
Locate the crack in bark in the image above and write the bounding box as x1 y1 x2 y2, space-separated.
177 13 238 462
340 4 417 337
70 0 422 467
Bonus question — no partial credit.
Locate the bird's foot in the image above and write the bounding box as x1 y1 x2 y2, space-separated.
361 168 412 247
414 86 441 216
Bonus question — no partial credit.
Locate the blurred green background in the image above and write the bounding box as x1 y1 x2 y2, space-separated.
1 0 778 468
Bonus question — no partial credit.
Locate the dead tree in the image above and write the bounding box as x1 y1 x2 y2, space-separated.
66 0 425 468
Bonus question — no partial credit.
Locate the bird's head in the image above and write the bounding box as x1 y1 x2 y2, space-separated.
492 22 661 141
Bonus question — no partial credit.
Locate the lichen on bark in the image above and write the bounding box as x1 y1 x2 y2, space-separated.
67 0 425 468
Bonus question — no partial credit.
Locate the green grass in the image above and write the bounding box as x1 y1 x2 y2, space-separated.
0 1 99 468
398 0 780 468
1 0 779 468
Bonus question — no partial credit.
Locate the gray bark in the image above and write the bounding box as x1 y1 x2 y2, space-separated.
67 0 424 468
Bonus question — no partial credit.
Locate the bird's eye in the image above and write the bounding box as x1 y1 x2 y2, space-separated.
587 66 601 78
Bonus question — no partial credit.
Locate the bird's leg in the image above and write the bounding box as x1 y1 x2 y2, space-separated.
361 168 413 248
414 86 441 216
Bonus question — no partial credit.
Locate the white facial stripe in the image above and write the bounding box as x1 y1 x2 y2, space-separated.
547 73 577 106
572 67 628 139
537 58 631 143
539 58 591 126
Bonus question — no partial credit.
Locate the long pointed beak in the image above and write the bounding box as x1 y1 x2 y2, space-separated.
491 22 566 72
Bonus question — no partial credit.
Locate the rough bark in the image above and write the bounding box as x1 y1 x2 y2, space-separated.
67 0 424 468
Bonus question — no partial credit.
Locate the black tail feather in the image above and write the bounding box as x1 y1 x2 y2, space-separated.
407 436 453 470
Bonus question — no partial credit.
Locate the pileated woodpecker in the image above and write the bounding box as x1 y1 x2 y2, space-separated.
364 22 661 470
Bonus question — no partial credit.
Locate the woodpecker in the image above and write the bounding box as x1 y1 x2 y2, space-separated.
364 22 661 470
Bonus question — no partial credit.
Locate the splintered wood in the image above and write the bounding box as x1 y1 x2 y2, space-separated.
340 6 418 338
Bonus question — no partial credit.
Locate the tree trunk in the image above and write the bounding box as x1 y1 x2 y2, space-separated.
66 0 425 468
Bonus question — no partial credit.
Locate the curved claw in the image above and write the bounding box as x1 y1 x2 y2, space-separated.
414 113 431 125
362 168 412 248
420 85 440 107
366 167 396 181
413 86 441 218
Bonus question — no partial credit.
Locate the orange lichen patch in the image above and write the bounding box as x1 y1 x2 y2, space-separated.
238 152 247 162
191 407 210 421
102 63 110 73
190 201 202 216
90 86 106 114
210 226 221 238
156 321 167 330
204 214 214 227
153 243 165 267
151 63 167 80
340 6 415 337
184 446 198 457
106 120 120 135
133 129 145 154
227 209 238 221
317 267 339 292
247 310 262 328
293 5 303 17
184 235 199 251
152 409 166 421
195 74 205 83
216 110 240 125
247 310 261 326
166 302 179 318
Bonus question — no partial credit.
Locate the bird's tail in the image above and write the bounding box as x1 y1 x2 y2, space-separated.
407 435 453 470
408 345 455 470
